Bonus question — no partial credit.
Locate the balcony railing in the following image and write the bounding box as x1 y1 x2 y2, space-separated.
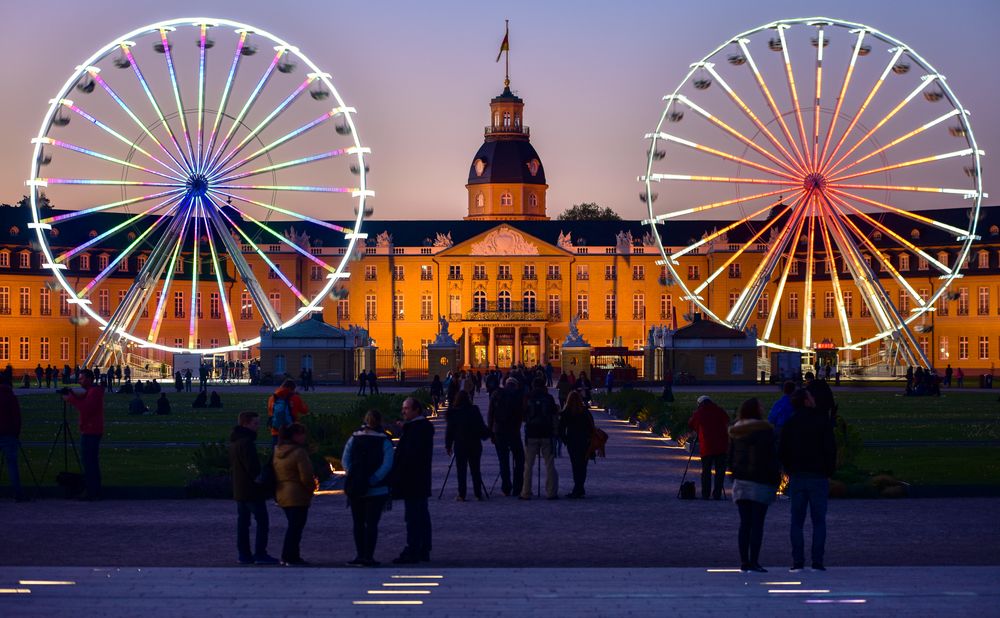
210 312 221 320
546 273 561 280
40 307 51 316
547 311 561 320
633 311 646 320
633 273 645 281
364 274 377 281
605 311 617 319
337 312 350 321
523 273 537 280
497 273 512 280
978 305 989 316
448 273 463 280
484 125 530 137
420 313 433 321
464 301 547 322
472 273 488 280
576 273 589 281
420 273 433 281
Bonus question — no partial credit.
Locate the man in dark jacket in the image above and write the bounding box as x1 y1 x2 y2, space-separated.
392 397 435 564
0 375 26 502
521 378 559 500
805 372 837 423
228 412 278 565
779 388 837 572
488 378 526 496
689 395 731 500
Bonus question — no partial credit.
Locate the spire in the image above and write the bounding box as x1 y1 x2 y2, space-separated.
496 20 510 88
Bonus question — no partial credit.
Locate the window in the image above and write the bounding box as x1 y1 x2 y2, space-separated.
523 290 536 312
19 287 30 315
979 287 989 315
310 265 323 281
605 293 616 319
365 294 376 320
757 292 769 318
269 292 281 318
731 353 744 375
899 253 910 271
550 340 560 361
79 254 90 271
19 252 31 269
937 252 949 268
704 354 717 376
420 294 432 319
0 252 7 268
957 287 969 316
728 263 741 278
899 290 910 314
420 265 433 281
365 265 377 281
523 264 536 280
687 265 699 280
267 262 280 279
497 264 511 280
728 292 739 310
96 254 109 271
661 294 672 319
843 291 853 317
393 265 404 281
473 290 487 312
0 337 6 361
240 291 253 320
97 289 109 317
604 265 616 280
337 299 349 321
548 293 560 318
80 337 89 361
576 265 589 280
632 293 645 319
979 251 990 269
173 291 184 318
118 258 129 272
450 294 461 316
0 287 8 315
860 296 871 318
528 193 538 208
577 293 589 319
502 111 511 127
979 336 989 360
473 264 487 280
137 254 147 271
500 193 513 207
118 290 126 313
632 265 644 281
274 354 285 375
788 292 799 319
939 336 949 361
210 292 220 319
918 256 929 271
60 337 69 361
790 260 799 276
448 264 462 280
497 290 511 312
475 193 484 209
547 264 561 280
937 293 949 316
19 337 29 361
393 294 404 319
59 290 70 316
920 337 929 359
959 336 969 360
40 337 49 361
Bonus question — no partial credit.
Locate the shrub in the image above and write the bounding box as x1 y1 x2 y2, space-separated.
190 441 230 478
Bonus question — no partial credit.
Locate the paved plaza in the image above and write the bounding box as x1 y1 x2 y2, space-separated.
2 388 998 615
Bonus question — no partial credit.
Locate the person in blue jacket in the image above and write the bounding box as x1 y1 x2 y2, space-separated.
342 409 394 567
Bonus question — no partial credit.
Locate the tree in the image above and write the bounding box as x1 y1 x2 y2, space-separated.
556 202 621 221
16 192 53 209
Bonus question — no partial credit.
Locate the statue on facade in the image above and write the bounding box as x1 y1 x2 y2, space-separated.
347 325 371 348
432 314 457 346
375 230 393 248
615 230 632 255
433 232 453 249
563 314 589 347
557 230 574 251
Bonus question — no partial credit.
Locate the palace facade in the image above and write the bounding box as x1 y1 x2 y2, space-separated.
2 79 999 378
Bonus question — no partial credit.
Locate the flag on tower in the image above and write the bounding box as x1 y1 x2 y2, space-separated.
496 29 509 62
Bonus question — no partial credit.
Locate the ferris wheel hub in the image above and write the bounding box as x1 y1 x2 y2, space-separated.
803 172 827 192
186 173 210 198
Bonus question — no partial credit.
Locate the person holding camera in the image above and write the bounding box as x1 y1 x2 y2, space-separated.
62 369 104 501
688 394 730 500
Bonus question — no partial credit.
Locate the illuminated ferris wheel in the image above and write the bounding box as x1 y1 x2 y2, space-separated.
26 18 371 364
642 17 984 366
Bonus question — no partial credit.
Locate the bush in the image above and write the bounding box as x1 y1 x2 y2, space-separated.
190 441 230 478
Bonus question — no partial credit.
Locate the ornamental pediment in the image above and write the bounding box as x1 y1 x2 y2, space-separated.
469 226 539 256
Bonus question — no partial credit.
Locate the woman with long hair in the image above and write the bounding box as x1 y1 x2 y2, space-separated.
728 397 779 573
342 409 394 566
445 389 489 501
559 390 595 498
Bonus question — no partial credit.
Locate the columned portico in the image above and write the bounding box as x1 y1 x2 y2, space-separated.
514 325 521 365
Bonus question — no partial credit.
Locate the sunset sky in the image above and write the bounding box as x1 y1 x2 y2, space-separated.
1 0 996 221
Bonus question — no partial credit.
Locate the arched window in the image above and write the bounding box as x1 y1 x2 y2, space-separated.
475 193 484 209
493 112 500 127
473 290 487 312
497 290 511 312
500 193 513 207
528 193 537 208
990 225 999 236
522 290 536 312
514 113 521 128
911 228 921 240
872 230 882 240
503 111 511 128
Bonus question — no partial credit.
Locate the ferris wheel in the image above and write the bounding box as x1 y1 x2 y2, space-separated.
642 17 984 366
26 18 371 364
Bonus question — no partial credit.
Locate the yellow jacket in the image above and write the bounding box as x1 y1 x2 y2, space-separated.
273 443 315 507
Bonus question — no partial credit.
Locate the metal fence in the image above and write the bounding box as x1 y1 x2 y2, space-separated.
374 349 440 383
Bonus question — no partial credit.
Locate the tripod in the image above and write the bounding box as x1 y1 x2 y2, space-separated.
40 400 82 495
438 452 490 500
0 440 39 500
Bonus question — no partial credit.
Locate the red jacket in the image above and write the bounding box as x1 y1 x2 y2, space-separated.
67 386 105 435
267 386 309 436
0 384 21 437
688 401 731 457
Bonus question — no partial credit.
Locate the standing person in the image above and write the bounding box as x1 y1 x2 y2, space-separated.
299 368 309 392
184 369 192 392
391 398 435 564
604 370 614 394
429 374 444 415
342 410 394 567
956 367 965 388
767 381 797 446
274 423 315 566
445 390 488 502
357 368 368 396
228 411 278 565
368 369 379 395
559 390 595 499
728 398 779 573
556 373 571 408
174 371 184 393
62 369 104 501
688 395 730 500
35 364 44 389
521 378 559 500
779 389 837 572
804 372 837 423
267 380 309 446
0 375 26 502
944 364 953 387
576 371 592 407
487 377 526 497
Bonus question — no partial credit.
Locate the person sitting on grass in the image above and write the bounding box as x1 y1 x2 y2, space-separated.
192 390 208 409
156 393 171 415
209 391 223 408
128 392 147 416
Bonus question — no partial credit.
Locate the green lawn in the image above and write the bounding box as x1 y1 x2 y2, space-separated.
856 447 1000 486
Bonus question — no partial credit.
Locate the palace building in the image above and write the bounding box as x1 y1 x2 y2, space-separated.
2 77 1000 379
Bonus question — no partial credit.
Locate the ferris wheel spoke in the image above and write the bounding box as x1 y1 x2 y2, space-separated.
42 189 182 224
776 26 812 170
33 136 185 183
819 29 868 170
212 148 350 185
827 190 953 273
208 188 353 234
203 47 285 174
829 181 977 198
645 173 797 188
827 188 969 239
198 200 239 346
824 76 940 174
157 29 197 170
758 193 812 338
816 211 854 345
195 24 209 171
206 75 316 178
700 64 806 175
188 203 200 348
811 27 826 169
204 31 249 171
644 187 790 223
830 148 977 183
735 38 808 169
212 183 357 193
674 194 797 260
56 192 183 263
802 198 818 350
147 200 197 343
672 95 803 176
692 196 797 295
33 178 181 188
209 107 355 181
821 47 906 173
828 109 961 178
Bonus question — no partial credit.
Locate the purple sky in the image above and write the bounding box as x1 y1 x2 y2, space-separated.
2 0 997 221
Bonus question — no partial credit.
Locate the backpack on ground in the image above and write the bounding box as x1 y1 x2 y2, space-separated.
525 395 555 433
269 395 293 430
678 481 696 499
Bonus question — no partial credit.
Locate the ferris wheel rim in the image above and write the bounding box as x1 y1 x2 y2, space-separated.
28 17 371 356
642 16 983 358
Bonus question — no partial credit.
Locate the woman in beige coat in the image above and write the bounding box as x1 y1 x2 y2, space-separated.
274 423 315 566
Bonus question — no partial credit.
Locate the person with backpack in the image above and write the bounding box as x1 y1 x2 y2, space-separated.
520 378 559 500
487 377 526 497
391 398 435 564
559 390 595 499
274 423 316 566
267 380 309 446
728 398 779 573
342 409 394 567
228 412 278 565
445 390 489 501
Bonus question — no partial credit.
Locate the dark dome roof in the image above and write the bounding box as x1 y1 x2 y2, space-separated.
468 140 546 185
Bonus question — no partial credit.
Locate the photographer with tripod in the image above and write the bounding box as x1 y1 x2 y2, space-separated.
61 369 104 501
0 374 27 502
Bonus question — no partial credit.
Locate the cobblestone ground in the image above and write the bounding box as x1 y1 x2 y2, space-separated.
2 387 998 571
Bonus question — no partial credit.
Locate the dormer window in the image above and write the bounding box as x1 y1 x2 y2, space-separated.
910 228 920 240
89 230 97 238
0 251 8 268
8 226 18 236
19 252 30 269
474 158 486 177
526 159 540 176
97 254 109 271
991 225 999 236
79 254 91 271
